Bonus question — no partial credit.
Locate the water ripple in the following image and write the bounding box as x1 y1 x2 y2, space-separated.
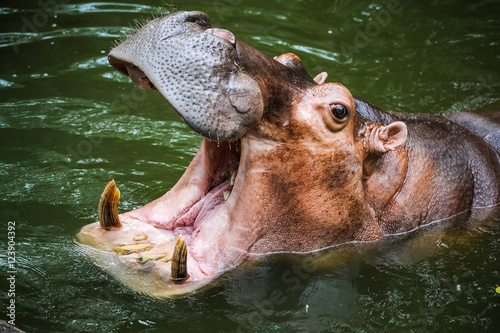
0 27 134 49
0 96 198 150
0 78 22 88
57 2 166 15
69 55 109 71
0 2 165 16
0 7 18 15
251 36 340 62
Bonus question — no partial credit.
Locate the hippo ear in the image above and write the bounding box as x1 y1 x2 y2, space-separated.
371 121 407 153
313 72 328 84
274 53 304 68
274 53 317 83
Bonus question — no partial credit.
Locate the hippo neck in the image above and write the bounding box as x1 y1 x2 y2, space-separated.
238 135 376 253
354 97 396 125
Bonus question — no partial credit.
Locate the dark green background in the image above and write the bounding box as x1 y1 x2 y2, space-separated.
0 0 499 332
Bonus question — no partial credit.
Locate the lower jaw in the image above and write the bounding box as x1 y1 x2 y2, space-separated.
84 138 244 285
77 220 216 297
77 217 210 281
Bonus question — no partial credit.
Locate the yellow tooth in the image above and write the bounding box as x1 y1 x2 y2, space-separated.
171 235 188 282
137 253 170 263
133 235 148 241
223 190 231 201
230 170 237 186
113 243 154 255
98 179 122 230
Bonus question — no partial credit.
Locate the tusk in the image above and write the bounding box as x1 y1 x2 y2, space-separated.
98 179 122 230
171 234 189 282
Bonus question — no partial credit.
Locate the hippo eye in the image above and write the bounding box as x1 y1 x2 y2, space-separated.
331 104 348 120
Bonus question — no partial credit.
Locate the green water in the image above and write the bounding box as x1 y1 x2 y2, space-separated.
1 0 499 331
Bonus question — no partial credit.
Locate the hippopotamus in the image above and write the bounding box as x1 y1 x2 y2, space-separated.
77 11 500 297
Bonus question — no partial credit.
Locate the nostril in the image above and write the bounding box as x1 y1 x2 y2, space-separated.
180 11 211 28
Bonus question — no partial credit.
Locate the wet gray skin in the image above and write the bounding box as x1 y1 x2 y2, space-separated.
109 11 267 141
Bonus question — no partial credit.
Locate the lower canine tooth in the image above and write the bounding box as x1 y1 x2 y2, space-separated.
171 235 188 282
223 190 231 201
98 179 122 230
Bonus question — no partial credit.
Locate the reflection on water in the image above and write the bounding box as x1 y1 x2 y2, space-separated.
0 0 499 332
223 211 500 332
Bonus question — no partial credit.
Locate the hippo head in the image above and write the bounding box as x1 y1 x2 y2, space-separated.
77 11 407 297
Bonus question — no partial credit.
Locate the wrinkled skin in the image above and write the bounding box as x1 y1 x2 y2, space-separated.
77 11 500 297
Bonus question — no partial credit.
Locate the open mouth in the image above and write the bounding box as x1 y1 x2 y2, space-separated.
76 12 269 296
91 119 244 288
107 26 243 242
105 20 244 244
100 43 245 284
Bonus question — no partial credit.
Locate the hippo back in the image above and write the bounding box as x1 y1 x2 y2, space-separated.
446 112 500 154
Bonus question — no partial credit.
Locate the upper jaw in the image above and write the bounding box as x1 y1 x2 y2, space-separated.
107 25 236 92
108 11 263 142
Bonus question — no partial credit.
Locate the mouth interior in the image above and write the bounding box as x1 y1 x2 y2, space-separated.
173 139 241 245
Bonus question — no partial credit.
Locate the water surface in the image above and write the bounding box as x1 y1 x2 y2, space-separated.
1 0 499 332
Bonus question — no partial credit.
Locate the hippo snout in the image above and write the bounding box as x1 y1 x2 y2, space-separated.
108 11 264 141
